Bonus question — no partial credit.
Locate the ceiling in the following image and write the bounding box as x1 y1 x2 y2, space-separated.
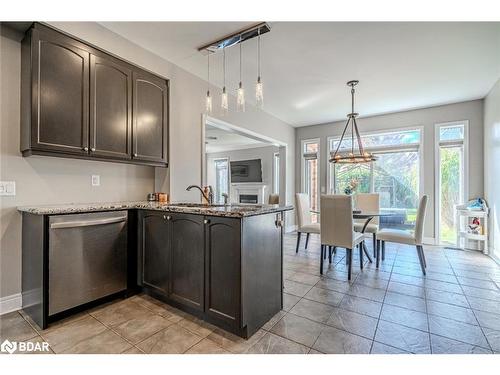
100 22 500 127
205 124 272 153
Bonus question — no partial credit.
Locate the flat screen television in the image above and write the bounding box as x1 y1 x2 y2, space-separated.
230 159 262 183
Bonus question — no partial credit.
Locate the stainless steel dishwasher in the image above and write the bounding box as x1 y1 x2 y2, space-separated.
48 211 128 315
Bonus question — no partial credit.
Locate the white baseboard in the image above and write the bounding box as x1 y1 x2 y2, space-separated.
0 293 22 315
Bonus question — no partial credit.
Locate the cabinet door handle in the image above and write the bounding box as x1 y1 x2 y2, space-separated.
90 147 96 152
275 220 284 228
163 215 171 220
133 153 138 157
83 147 89 152
204 219 210 225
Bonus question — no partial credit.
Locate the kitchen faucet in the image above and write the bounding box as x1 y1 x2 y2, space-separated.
186 185 214 205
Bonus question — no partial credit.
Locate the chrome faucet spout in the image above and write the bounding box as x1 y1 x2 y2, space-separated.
186 185 214 205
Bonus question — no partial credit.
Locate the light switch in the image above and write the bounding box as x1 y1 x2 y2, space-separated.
91 175 100 186
0 181 16 196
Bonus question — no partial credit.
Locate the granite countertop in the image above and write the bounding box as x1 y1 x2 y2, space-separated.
17 201 294 218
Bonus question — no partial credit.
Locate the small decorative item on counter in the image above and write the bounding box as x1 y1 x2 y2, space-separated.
344 179 359 195
147 193 156 202
466 198 486 211
158 193 169 203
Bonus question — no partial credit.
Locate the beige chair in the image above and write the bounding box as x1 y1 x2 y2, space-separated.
354 193 380 256
376 195 429 274
320 195 365 280
295 193 320 253
268 194 279 204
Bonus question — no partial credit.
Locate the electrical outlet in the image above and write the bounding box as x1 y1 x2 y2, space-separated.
0 181 16 196
91 175 100 186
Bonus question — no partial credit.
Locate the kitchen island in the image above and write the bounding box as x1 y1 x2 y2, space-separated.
18 202 292 338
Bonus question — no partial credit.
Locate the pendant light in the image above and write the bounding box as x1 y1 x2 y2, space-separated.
236 37 245 112
255 29 263 107
221 47 229 115
329 80 376 164
205 52 212 114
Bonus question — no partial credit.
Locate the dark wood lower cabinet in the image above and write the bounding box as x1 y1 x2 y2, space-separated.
169 214 204 311
138 210 283 338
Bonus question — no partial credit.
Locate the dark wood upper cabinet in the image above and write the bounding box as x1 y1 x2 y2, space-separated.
132 71 169 164
89 54 132 160
23 27 90 155
21 23 169 167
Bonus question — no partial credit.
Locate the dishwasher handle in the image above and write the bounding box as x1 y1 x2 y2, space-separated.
50 215 127 229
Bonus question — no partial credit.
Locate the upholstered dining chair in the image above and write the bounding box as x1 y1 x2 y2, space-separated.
354 193 380 257
268 194 279 204
376 195 429 274
320 195 365 280
295 193 320 253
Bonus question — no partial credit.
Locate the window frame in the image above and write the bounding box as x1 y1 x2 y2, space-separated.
434 120 469 245
326 126 424 200
301 138 321 211
213 157 230 204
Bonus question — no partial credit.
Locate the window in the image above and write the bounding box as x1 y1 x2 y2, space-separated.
328 128 421 229
214 158 229 204
302 139 320 223
273 152 280 195
436 122 467 245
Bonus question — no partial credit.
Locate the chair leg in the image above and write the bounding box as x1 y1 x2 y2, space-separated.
382 241 386 261
296 232 301 253
305 233 310 249
372 233 376 258
320 245 324 275
347 248 353 280
346 249 349 265
416 245 426 275
328 246 332 264
419 245 427 268
376 240 380 268
333 246 337 255
362 242 373 263
359 243 364 270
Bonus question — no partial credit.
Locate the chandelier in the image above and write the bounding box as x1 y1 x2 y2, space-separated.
329 80 376 164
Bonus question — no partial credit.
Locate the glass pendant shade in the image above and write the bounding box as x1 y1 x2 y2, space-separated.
221 87 229 115
205 90 212 114
256 76 263 108
237 82 245 112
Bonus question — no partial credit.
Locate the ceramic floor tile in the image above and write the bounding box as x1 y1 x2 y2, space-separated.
374 320 431 354
0 312 38 342
483 328 500 352
312 326 372 354
270 312 324 347
425 289 470 308
261 311 287 331
380 304 428 332
426 300 477 325
430 334 492 354
177 317 217 338
387 281 426 299
40 315 107 353
290 298 335 323
61 329 132 354
283 280 313 297
137 324 202 354
90 299 154 327
206 328 266 353
384 291 426 313
123 346 145 354
345 284 386 303
461 285 500 301
185 338 231 354
282 293 301 311
466 296 500 314
428 315 489 348
246 332 309 354
457 277 500 291
303 286 344 306
326 307 378 339
286 271 321 286
113 313 174 344
370 341 409 354
473 310 500 331
339 295 382 318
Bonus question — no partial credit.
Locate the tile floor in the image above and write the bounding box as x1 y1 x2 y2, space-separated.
2 232 500 354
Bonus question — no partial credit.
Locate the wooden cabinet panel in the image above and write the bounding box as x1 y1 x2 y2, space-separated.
132 71 168 164
169 213 204 311
30 28 89 154
204 217 241 328
90 54 132 159
140 212 170 296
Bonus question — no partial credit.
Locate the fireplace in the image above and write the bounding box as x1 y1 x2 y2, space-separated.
239 194 258 204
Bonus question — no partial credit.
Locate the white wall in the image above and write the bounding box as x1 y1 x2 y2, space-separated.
484 78 500 258
0 22 295 300
296 100 484 241
206 145 279 203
